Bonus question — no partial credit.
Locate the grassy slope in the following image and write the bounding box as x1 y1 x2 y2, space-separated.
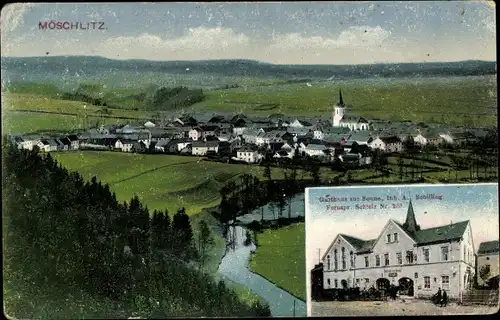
249 223 306 301
52 151 344 215
2 93 154 134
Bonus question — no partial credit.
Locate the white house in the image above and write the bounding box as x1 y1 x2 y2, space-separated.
242 129 264 144
476 240 499 286
192 141 219 156
255 130 287 146
439 132 454 145
154 139 171 152
300 141 329 157
67 135 80 150
144 121 156 128
236 146 262 163
289 119 313 129
413 132 428 146
37 139 58 152
332 89 369 131
189 128 204 141
369 136 403 153
115 139 134 152
321 201 475 300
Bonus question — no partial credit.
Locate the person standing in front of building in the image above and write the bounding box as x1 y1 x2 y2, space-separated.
440 290 448 307
433 288 442 305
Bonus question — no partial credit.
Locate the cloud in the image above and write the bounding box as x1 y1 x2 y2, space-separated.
269 26 391 50
96 27 251 60
0 3 35 38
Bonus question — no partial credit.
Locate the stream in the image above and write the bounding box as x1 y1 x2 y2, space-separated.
216 193 307 317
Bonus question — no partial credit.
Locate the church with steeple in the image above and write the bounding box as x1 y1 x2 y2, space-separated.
320 200 476 300
332 89 370 131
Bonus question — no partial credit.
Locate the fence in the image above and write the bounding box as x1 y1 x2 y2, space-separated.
461 289 499 306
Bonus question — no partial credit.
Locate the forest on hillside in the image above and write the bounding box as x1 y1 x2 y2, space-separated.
3 144 270 318
60 84 205 111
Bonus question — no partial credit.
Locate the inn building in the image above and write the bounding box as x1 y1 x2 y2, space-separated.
321 200 476 300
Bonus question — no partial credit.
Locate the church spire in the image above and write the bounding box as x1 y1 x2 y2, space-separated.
403 199 419 234
338 89 344 106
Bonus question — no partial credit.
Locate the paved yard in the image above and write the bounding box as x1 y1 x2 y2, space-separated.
311 299 498 316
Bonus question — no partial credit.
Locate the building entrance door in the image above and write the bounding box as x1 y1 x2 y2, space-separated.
398 277 414 296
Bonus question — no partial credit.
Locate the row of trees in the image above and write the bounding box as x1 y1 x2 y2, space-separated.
3 144 270 318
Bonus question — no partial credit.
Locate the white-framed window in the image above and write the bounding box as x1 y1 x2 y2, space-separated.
365 256 369 267
327 255 331 270
356 278 360 284
365 278 370 283
441 275 450 290
341 247 346 269
327 278 331 288
396 252 402 265
387 234 391 243
406 250 414 264
334 279 338 288
423 248 430 262
424 276 431 289
394 233 398 242
441 246 449 261
334 249 338 271
384 253 390 266
376 255 381 266
464 247 466 261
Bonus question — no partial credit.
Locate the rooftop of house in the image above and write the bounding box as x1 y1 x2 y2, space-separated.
341 115 369 123
477 240 499 255
380 136 402 144
154 139 171 147
238 145 259 152
192 141 220 148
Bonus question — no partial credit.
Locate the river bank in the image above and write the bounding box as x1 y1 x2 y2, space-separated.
217 224 306 317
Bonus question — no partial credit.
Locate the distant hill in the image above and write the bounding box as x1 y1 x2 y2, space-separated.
1 56 496 88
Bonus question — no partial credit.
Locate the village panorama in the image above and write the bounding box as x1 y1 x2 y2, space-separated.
8 89 498 175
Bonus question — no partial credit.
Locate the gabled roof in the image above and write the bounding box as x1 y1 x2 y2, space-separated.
380 136 402 144
67 135 79 141
192 141 220 148
411 220 469 246
117 139 135 145
341 115 369 123
477 240 499 255
199 125 219 131
238 145 259 152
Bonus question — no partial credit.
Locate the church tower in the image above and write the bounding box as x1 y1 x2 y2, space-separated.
332 89 345 127
403 199 420 234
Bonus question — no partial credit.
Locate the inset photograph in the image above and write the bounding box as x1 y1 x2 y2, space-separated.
306 183 499 316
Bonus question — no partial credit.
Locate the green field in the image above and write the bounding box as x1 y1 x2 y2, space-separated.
249 223 306 301
2 93 154 134
189 75 497 126
3 75 497 134
52 151 318 215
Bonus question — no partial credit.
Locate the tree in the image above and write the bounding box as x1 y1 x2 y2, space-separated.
263 164 272 181
197 220 215 273
310 165 321 185
172 208 195 260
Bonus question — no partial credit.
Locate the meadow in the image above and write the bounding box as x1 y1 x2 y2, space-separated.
190 75 497 126
2 93 153 134
52 151 330 215
249 223 306 301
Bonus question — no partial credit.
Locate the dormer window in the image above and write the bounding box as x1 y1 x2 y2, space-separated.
394 233 398 242
387 234 391 243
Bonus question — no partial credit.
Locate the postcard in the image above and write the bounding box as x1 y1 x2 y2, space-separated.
1 2 497 319
306 183 499 316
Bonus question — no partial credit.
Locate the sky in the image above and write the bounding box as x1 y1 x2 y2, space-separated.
305 183 499 272
0 2 496 64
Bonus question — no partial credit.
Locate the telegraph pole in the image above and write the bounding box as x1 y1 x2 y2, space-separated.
318 248 321 264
